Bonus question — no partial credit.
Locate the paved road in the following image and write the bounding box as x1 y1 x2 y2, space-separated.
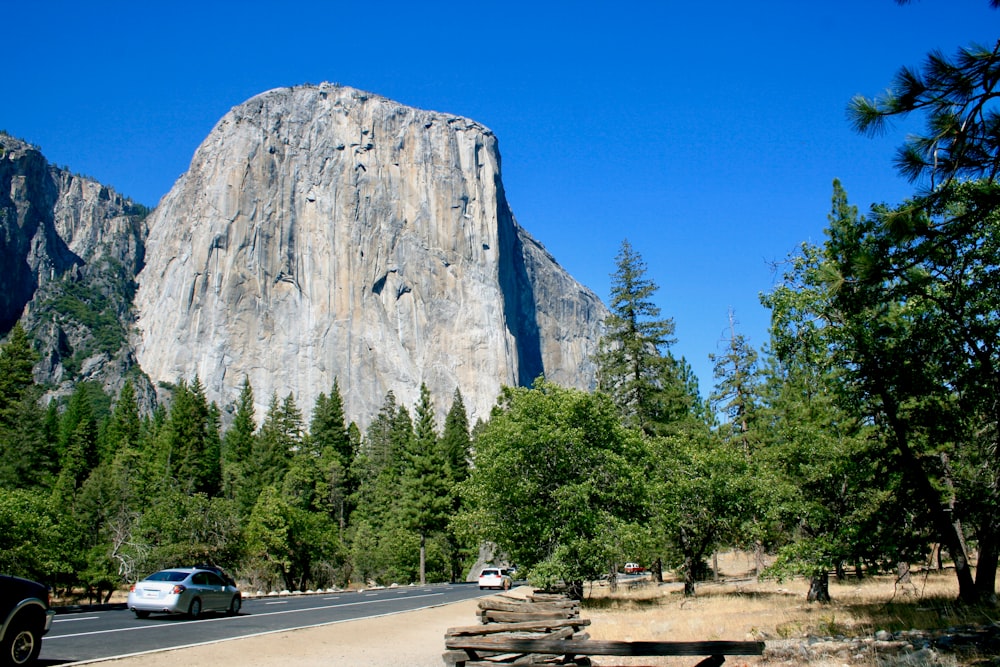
39 583 487 665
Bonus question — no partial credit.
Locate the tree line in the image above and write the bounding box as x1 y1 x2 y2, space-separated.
0 344 476 599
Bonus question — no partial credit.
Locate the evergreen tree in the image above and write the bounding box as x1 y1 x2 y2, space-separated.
52 383 100 500
709 310 761 456
440 389 473 581
249 392 303 497
157 378 222 496
310 380 356 532
102 380 141 463
849 24 1000 194
400 384 451 584
0 324 52 489
595 240 684 435
222 377 257 516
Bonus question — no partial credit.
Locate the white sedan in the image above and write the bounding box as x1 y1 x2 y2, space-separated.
128 567 241 619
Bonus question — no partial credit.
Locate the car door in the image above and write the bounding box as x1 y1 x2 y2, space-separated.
201 571 228 610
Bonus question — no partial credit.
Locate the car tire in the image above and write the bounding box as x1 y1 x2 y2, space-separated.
188 598 202 620
2 621 41 666
227 595 241 617
134 610 150 619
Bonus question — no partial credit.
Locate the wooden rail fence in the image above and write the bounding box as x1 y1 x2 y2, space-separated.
443 591 763 667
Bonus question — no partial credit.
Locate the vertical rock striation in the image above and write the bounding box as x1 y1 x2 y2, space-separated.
134 84 606 426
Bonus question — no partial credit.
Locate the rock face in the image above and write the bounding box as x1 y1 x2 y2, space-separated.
0 133 150 402
135 84 606 427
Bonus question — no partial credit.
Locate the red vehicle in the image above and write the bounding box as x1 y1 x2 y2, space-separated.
623 562 645 575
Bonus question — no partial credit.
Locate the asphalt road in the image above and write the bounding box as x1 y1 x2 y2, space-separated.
39 583 487 665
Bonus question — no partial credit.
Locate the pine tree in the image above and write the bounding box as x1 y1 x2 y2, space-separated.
709 310 761 456
595 240 684 435
310 379 356 533
222 376 257 519
440 389 472 581
0 324 52 489
400 385 451 584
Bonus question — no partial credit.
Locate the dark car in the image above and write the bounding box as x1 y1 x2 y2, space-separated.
0 575 56 666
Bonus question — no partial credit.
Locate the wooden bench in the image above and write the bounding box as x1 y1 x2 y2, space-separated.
444 635 764 666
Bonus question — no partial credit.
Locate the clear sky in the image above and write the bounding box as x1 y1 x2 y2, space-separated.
5 1 997 400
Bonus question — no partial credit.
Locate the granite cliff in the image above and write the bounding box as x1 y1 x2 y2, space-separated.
2 85 607 427
134 84 606 426
0 133 151 403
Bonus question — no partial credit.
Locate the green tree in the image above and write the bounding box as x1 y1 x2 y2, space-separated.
0 488 73 584
709 310 761 456
849 31 1000 194
0 324 50 489
462 380 648 598
222 377 258 518
595 240 684 435
400 384 451 584
648 420 754 596
248 392 303 498
156 378 222 496
310 380 355 533
440 389 473 581
764 180 1000 603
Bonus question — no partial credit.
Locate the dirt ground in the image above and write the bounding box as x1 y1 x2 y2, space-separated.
97 593 485 667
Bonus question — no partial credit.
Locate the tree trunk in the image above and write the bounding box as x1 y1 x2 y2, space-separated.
974 530 999 604
683 555 696 597
753 541 765 577
877 387 978 602
712 551 719 581
897 561 911 584
806 571 831 603
652 557 663 583
567 580 584 601
419 533 426 585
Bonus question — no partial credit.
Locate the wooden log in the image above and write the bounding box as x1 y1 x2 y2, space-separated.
478 598 580 614
444 637 765 657
447 618 590 637
480 610 577 623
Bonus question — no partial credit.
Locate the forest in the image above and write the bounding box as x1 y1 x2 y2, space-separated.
1 14 998 607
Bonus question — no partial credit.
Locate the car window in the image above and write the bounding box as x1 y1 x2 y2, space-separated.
192 572 209 585
482 569 499 576
147 571 189 582
203 572 224 586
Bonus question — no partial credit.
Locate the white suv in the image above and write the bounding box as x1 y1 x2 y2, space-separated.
478 567 512 590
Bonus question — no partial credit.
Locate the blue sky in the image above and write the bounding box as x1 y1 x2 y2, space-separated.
5 1 997 399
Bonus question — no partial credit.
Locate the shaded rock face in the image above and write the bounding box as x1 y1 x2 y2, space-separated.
134 84 606 426
0 133 150 403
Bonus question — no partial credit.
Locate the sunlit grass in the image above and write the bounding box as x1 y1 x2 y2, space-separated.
578 551 999 666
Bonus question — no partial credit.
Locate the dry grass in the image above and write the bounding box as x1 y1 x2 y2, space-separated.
579 551 999 666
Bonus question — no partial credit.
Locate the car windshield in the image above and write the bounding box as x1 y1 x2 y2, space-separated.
145 570 189 582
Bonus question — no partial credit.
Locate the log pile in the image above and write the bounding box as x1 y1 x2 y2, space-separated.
443 591 593 666
443 590 765 667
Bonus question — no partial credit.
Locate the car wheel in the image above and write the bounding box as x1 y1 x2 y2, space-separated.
227 595 241 616
2 621 41 666
188 598 202 620
134 610 150 619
